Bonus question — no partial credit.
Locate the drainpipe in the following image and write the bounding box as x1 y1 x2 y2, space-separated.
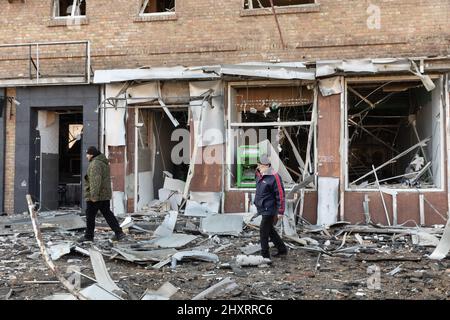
0 89 5 214
134 108 139 213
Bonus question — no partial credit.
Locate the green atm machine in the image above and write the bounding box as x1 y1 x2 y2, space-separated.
236 145 260 188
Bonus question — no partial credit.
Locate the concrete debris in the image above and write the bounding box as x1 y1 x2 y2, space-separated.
26 252 41 260
200 214 243 236
4 197 450 300
235 255 271 267
192 277 239 300
171 250 219 269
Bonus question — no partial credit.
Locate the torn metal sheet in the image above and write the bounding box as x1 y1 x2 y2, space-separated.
282 201 298 237
126 82 158 104
0 213 85 234
429 220 450 260
235 255 271 267
119 216 133 229
89 248 125 296
171 250 219 269
190 80 225 147
317 177 339 226
318 76 342 96
200 214 244 236
190 192 221 213
258 140 294 184
112 191 126 216
158 188 182 211
185 199 219 217
112 247 177 263
137 171 155 212
80 284 122 300
104 84 126 146
149 234 198 248
153 211 178 238
48 242 73 261
94 67 220 84
163 177 186 194
37 111 59 154
202 62 315 80
141 282 179 300
192 277 239 300
316 58 411 77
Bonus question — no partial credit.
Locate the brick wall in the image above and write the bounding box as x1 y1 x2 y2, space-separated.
4 88 15 214
0 0 448 74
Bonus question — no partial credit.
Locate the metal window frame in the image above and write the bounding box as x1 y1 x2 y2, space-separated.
343 75 446 193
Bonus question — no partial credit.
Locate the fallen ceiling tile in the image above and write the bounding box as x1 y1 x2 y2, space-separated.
200 214 244 236
150 234 198 248
112 247 177 263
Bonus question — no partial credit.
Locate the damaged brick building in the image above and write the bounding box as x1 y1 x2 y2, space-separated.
1 0 450 229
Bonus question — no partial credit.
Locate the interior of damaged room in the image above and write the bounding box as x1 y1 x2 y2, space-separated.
346 78 444 191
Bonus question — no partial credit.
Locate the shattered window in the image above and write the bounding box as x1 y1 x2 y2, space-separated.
244 0 315 9
53 0 86 18
139 0 175 14
347 79 443 190
229 83 316 189
68 124 83 149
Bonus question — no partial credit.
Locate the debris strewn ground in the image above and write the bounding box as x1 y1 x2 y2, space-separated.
0 205 449 300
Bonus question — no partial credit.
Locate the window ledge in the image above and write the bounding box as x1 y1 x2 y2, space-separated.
48 17 89 27
134 12 177 22
240 4 320 16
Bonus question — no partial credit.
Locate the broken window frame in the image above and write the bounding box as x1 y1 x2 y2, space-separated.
243 0 316 10
226 80 318 192
52 0 86 19
343 75 446 192
138 0 176 16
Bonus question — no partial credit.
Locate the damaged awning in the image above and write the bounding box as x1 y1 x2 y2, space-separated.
94 66 220 83
94 57 450 85
201 62 316 80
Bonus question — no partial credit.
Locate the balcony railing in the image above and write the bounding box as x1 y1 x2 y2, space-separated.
0 40 90 86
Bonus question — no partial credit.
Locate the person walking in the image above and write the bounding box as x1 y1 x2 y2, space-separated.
254 154 287 259
78 146 126 242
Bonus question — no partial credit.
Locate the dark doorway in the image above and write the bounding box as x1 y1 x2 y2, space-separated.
36 108 83 211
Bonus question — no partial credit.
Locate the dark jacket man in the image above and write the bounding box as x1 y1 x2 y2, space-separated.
254 154 287 259
79 146 125 242
84 153 112 202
